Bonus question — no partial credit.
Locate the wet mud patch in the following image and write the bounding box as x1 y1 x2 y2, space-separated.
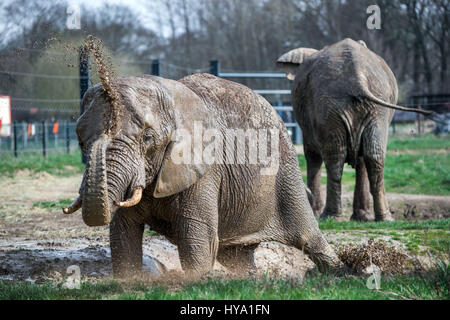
0 172 448 284
0 237 317 283
0 237 180 283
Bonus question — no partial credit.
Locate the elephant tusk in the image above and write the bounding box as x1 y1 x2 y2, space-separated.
117 187 143 208
62 196 82 214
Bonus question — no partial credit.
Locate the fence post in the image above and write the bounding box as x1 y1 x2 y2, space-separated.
210 60 220 76
42 120 46 157
79 45 90 164
22 122 27 149
152 59 160 76
417 105 422 135
13 121 17 158
66 120 70 154
54 122 58 149
295 125 302 145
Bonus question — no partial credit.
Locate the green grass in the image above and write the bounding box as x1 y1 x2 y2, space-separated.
298 152 449 196
387 134 449 151
319 218 450 231
33 199 73 209
0 150 84 177
1 266 448 300
384 153 450 195
0 280 124 300
417 231 450 256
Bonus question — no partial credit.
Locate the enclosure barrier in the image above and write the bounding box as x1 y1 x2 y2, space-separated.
3 56 446 158
208 60 303 144
0 121 78 157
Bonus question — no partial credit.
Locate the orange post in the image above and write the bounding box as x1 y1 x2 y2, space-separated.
52 122 59 134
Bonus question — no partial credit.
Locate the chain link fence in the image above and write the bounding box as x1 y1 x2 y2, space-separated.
0 121 78 157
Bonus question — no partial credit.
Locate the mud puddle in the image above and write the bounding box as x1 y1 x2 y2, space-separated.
0 237 180 282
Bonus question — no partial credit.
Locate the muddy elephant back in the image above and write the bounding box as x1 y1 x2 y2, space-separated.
179 73 295 161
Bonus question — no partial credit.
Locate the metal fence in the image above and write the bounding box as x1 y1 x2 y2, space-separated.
210 60 303 145
2 56 447 158
0 121 78 157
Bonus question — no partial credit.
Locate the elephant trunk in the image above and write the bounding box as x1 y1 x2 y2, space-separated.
81 134 112 227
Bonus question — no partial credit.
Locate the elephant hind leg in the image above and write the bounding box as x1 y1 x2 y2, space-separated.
362 128 393 221
321 149 347 219
351 156 373 221
276 158 342 272
304 148 324 217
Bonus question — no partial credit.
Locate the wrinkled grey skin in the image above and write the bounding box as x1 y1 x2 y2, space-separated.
75 73 342 277
277 38 427 222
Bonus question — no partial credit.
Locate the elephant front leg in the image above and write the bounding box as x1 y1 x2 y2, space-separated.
305 150 324 216
176 214 219 277
110 207 145 278
351 156 373 221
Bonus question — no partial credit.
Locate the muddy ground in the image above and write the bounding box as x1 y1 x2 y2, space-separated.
0 171 449 283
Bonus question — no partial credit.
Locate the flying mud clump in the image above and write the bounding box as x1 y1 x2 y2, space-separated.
81 35 123 135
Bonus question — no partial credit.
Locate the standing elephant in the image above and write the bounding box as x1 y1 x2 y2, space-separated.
63 73 342 277
277 38 430 221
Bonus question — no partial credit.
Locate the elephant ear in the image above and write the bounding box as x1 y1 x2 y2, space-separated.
152 78 214 198
276 48 318 80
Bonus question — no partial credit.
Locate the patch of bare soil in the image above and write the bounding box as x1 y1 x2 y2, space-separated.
339 190 450 221
0 171 81 205
388 148 449 155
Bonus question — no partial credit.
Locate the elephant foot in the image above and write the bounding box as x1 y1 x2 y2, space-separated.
113 269 144 280
311 201 324 218
312 208 322 218
375 210 394 222
319 207 343 220
308 248 347 275
350 210 373 222
308 203 323 217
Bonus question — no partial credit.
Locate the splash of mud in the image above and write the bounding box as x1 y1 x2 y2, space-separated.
58 35 122 134
81 35 122 135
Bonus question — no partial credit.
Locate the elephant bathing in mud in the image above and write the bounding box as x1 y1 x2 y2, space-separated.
277 38 431 222
63 73 342 277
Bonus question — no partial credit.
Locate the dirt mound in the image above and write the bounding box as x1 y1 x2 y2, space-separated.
338 239 411 274
218 242 315 279
389 194 450 221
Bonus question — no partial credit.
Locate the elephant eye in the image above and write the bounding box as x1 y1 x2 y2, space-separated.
143 132 153 144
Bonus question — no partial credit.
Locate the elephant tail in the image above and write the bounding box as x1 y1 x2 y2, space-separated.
361 90 433 116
